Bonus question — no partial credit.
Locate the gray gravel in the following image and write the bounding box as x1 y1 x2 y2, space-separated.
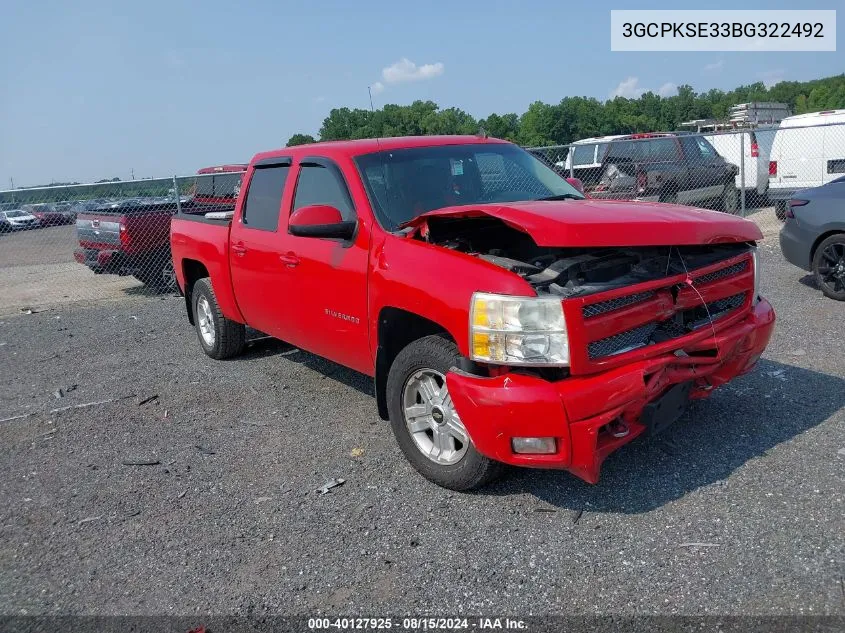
0 238 843 616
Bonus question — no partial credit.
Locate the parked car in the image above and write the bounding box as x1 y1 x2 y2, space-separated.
703 127 777 205
170 135 774 491
0 209 40 231
564 133 739 213
74 165 245 289
768 109 845 220
779 175 845 300
22 203 72 226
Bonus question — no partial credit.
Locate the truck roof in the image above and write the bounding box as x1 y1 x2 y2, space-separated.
196 164 247 174
251 135 510 163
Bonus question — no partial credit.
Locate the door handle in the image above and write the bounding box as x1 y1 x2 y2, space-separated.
232 243 247 257
279 253 300 267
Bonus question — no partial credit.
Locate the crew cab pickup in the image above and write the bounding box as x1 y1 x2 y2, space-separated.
170 135 775 491
74 165 245 289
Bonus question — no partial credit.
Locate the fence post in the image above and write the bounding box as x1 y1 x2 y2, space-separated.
739 132 746 217
173 176 182 215
569 145 574 179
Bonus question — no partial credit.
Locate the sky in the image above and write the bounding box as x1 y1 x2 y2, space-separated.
0 0 842 187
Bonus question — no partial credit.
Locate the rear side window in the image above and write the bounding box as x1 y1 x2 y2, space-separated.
242 166 290 231
606 140 634 161
639 138 677 162
293 164 355 220
572 144 597 166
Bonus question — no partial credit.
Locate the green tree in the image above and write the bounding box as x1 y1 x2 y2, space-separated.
286 133 317 147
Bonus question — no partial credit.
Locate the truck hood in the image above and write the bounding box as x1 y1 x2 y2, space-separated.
408 200 762 247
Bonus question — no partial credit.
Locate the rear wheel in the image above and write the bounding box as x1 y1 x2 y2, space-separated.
385 334 505 491
721 183 739 214
812 234 845 301
192 278 246 359
133 252 178 291
658 188 678 205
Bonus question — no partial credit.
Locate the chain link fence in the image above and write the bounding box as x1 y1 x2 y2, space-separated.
528 121 845 238
0 169 244 315
1 122 843 315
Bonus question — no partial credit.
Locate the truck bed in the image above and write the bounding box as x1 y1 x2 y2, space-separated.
170 214 239 320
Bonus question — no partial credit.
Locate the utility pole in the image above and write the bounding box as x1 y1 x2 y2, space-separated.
130 168 135 180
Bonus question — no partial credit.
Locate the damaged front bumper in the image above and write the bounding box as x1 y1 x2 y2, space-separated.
446 298 776 484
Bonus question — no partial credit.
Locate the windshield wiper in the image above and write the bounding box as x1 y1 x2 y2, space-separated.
534 193 584 201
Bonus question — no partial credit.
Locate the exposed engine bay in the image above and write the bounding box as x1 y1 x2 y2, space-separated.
417 216 754 297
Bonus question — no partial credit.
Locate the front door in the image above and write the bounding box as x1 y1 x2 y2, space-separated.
279 157 372 375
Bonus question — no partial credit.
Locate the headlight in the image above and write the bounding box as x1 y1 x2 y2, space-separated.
469 292 569 366
752 248 761 304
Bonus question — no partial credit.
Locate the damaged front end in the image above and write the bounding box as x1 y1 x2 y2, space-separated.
408 206 775 483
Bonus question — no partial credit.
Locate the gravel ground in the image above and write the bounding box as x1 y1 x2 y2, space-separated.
0 225 142 316
0 233 843 617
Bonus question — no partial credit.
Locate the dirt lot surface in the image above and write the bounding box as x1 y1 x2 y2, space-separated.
0 225 142 316
0 213 843 616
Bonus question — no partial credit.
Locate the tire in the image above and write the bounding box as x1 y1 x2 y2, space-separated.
192 278 246 359
658 188 678 205
721 183 739 214
812 234 845 301
385 334 505 491
133 252 177 291
775 201 788 222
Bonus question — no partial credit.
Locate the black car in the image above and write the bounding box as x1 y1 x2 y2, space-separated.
779 176 845 300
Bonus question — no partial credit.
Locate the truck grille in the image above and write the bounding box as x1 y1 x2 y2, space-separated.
587 292 747 359
571 253 755 368
582 291 655 318
694 260 748 285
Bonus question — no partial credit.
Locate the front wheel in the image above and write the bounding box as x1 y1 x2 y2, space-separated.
812 234 845 301
722 183 739 214
385 335 505 491
192 278 246 359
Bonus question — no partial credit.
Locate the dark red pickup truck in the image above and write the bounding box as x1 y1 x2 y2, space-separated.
170 135 775 490
74 165 245 289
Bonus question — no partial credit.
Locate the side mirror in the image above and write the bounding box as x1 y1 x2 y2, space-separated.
566 177 585 195
289 204 356 240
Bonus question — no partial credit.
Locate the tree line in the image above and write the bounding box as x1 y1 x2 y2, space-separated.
286 74 845 148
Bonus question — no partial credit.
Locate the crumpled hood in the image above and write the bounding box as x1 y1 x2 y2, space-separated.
407 200 762 247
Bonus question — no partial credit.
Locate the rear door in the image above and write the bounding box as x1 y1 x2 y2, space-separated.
280 157 372 374
823 124 845 185
777 126 825 190
228 158 295 337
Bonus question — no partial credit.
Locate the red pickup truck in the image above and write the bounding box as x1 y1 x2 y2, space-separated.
170 135 775 491
74 165 245 289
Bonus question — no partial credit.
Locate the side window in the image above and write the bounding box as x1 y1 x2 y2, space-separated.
242 166 289 231
679 136 702 162
606 140 634 162
292 164 355 220
695 137 716 159
648 138 679 162
827 159 845 174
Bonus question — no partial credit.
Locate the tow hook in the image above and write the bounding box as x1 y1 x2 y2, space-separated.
607 419 630 438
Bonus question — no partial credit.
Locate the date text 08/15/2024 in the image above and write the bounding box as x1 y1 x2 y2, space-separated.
307 617 527 630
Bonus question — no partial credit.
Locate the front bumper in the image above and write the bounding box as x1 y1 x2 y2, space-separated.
446 299 776 484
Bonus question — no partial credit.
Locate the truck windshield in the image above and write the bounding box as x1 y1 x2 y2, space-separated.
355 143 584 230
